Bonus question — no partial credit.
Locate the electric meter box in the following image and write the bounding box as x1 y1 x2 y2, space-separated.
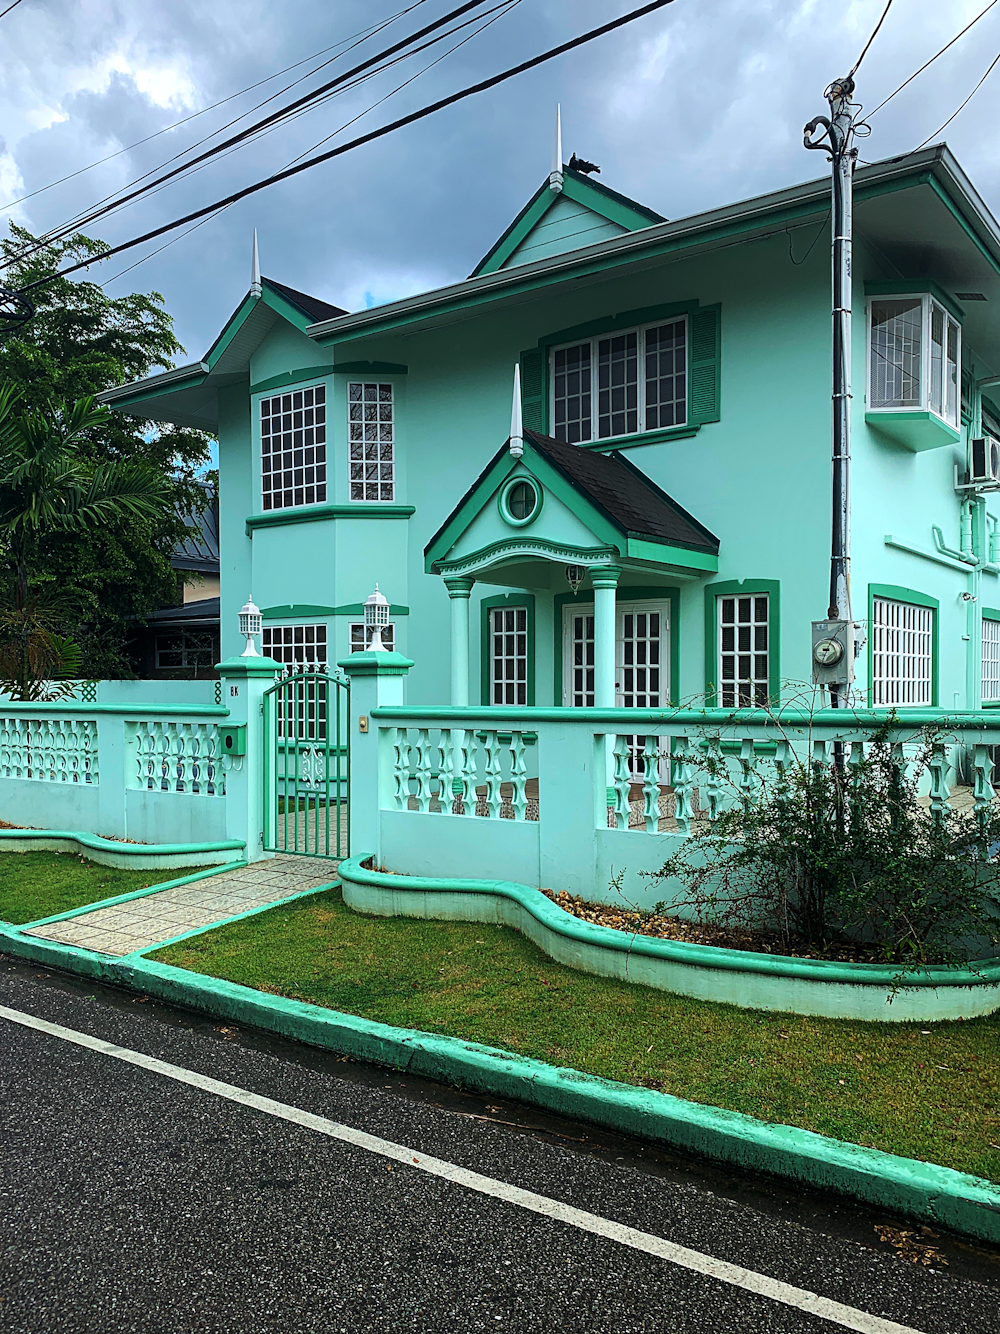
220 724 247 757
811 619 855 686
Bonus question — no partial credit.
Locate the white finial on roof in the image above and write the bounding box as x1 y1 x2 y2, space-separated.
251 229 261 299
509 362 523 458
549 104 563 194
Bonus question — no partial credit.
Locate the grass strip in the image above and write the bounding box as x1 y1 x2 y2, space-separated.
153 884 1000 1184
0 851 214 925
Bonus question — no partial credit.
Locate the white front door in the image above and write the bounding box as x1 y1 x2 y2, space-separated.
561 600 670 706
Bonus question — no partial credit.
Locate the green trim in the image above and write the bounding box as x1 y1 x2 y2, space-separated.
216 654 283 679
703 579 781 706
982 606 1000 623
438 538 617 581
0 830 244 870
553 586 681 706
537 299 703 350
580 425 700 452
480 594 536 706
0 702 228 716
337 650 414 678
330 361 408 375
205 293 257 369
925 175 1000 281
865 279 965 323
247 504 415 535
261 603 409 619
250 365 334 394
498 475 543 528
424 448 519 571
868 584 940 708
626 538 718 572
107 369 208 410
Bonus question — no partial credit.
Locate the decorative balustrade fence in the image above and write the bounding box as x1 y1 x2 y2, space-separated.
368 706 1000 907
0 715 99 785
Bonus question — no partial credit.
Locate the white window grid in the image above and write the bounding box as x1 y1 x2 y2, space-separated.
262 624 328 738
984 617 1000 703
867 296 961 428
564 608 595 707
350 622 395 652
349 382 395 501
718 594 769 708
490 606 528 705
260 384 326 511
871 598 933 706
551 316 687 445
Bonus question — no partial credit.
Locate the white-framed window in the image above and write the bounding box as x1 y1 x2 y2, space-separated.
260 384 326 511
490 605 528 705
350 622 395 652
155 629 218 675
349 381 395 501
718 594 769 708
262 624 327 674
262 624 328 739
871 597 934 706
563 607 595 706
551 316 687 445
868 296 960 428
983 617 1000 703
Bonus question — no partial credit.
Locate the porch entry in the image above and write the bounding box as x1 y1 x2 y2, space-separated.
262 668 349 858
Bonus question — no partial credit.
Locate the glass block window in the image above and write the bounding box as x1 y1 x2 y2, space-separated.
566 610 595 707
490 606 528 705
871 597 934 706
718 594 769 707
983 618 1000 703
552 318 687 444
350 622 395 652
868 296 960 427
349 382 394 501
260 384 326 511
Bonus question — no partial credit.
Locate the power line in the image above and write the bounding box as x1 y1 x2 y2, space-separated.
0 2 428 214
0 0 25 18
866 0 999 117
915 45 1000 149
849 0 893 77
18 0 677 296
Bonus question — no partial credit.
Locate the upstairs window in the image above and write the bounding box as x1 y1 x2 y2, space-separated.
261 385 326 511
349 382 395 501
984 617 1000 703
868 296 960 428
552 317 687 444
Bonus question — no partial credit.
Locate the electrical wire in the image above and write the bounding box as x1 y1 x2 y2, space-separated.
914 46 1000 148
0 2 428 214
849 0 893 77
18 0 677 295
0 0 25 18
866 0 999 117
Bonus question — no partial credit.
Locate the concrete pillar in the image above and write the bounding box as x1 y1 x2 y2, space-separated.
216 654 282 863
592 566 622 709
338 649 414 863
444 577 474 706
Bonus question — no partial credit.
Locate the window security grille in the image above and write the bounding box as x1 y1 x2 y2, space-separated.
349 382 394 501
871 598 933 706
155 630 218 675
868 297 960 428
984 618 1000 703
718 595 769 707
567 610 595 706
552 318 687 444
350 622 395 652
490 606 527 705
261 385 326 511
262 625 328 738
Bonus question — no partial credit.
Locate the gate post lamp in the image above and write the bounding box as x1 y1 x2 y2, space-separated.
364 584 390 651
239 595 262 657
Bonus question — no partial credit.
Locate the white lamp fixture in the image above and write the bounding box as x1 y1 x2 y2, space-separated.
364 583 390 651
565 565 585 595
239 595 262 657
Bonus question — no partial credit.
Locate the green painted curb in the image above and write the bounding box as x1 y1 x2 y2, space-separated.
0 829 246 870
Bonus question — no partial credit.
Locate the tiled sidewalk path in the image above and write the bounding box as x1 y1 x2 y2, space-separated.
24 856 339 957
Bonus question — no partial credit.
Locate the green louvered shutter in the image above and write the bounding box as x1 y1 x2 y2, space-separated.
519 347 546 434
689 305 721 425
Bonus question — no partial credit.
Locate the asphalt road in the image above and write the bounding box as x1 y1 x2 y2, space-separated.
0 957 997 1334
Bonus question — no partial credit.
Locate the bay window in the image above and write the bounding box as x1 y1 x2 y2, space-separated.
868 295 960 429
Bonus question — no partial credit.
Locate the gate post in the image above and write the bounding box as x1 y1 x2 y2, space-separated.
338 650 414 863
216 654 282 863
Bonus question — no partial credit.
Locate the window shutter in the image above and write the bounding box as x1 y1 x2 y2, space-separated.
689 305 721 425
519 347 546 433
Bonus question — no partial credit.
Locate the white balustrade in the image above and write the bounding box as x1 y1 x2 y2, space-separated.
131 721 225 796
389 725 537 820
0 716 99 784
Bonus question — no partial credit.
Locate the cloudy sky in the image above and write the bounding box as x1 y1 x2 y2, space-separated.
0 0 997 363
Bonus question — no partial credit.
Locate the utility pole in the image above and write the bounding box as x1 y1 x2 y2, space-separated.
805 76 860 708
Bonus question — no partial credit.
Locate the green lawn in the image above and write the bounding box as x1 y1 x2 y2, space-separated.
154 885 1000 1184
0 851 213 925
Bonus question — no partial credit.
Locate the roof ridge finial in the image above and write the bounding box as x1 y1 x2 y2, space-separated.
549 104 563 194
251 229 261 299
509 362 523 458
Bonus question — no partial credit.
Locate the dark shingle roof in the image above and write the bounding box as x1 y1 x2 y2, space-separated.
526 431 718 553
264 277 347 323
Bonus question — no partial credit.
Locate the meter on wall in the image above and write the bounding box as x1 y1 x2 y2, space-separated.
811 619 855 687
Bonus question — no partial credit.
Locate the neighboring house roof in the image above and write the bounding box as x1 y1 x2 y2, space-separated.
142 597 220 628
173 487 220 575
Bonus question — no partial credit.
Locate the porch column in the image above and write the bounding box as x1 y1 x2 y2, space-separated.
592 566 622 709
444 576 474 706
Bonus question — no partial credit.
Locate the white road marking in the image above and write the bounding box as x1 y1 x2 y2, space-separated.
1 1001 927 1334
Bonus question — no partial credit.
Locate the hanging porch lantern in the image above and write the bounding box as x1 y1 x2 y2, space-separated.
364 583 390 651
565 564 585 595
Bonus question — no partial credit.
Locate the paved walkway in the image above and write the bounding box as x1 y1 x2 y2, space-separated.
25 856 340 957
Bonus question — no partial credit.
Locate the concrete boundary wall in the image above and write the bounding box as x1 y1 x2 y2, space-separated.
0 829 244 869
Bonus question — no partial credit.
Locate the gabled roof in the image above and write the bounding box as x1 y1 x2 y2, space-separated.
471 165 665 277
263 278 346 323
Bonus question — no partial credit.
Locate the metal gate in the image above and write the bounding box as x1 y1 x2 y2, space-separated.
262 667 349 858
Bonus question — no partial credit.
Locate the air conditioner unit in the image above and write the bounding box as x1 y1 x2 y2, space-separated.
970 435 1000 488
